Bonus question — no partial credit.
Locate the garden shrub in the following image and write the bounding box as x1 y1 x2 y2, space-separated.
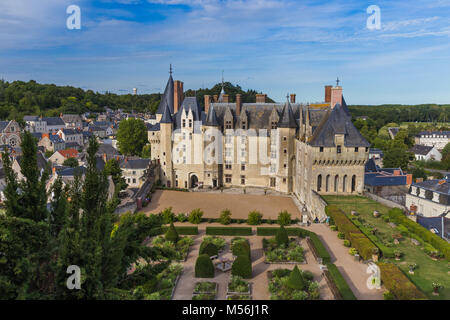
165 222 179 243
231 255 252 279
337 232 345 239
188 208 204 224
287 266 306 290
232 239 251 259
275 226 289 246
377 263 426 300
277 210 292 226
219 209 232 225
388 208 450 260
200 242 219 257
348 232 377 260
396 224 409 237
195 254 215 278
330 225 337 231
161 207 175 224
247 210 263 225
343 240 350 247
176 213 187 222
206 227 252 236
383 291 395 300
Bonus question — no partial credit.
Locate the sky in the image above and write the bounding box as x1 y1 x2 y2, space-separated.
1 0 450 104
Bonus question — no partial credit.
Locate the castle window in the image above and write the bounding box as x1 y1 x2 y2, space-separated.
175 180 178 187
355 147 359 152
182 119 186 127
317 175 322 192
270 178 276 187
225 121 232 129
283 136 287 141
283 178 286 183
241 175 245 185
320 147 324 152
284 149 287 154
271 122 277 129
225 175 232 183
189 119 192 128
337 145 342 154
241 164 246 171
365 147 369 152
225 164 232 170
242 121 247 130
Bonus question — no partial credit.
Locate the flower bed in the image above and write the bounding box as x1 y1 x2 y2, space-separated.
151 236 194 261
133 263 183 300
192 281 217 300
263 238 305 263
268 268 320 300
227 276 251 295
200 236 226 254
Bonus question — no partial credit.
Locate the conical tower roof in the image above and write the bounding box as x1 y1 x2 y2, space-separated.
278 100 298 128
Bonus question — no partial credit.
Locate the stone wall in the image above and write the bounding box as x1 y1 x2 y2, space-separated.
365 192 406 210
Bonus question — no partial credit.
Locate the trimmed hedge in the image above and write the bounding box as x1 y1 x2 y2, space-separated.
326 205 378 261
231 239 251 259
377 263 426 300
195 254 215 278
206 227 252 236
165 223 179 242
161 226 199 235
388 208 450 261
231 255 252 279
325 263 357 300
200 242 219 257
256 227 306 237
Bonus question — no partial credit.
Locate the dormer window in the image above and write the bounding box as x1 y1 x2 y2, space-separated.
189 119 192 128
320 147 324 152
182 119 186 128
225 120 232 129
241 121 247 130
271 121 277 129
337 145 342 154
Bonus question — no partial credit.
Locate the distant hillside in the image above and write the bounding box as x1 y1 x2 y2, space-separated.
0 80 274 122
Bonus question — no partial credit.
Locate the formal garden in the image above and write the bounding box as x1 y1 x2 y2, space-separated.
323 195 450 300
227 276 252 300
262 226 305 263
268 266 320 300
150 222 195 261
192 281 217 300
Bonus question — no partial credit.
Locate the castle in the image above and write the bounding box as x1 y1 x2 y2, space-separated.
147 70 370 220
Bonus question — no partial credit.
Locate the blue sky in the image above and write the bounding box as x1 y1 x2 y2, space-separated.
1 0 450 104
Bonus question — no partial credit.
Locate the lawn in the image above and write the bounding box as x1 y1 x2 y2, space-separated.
323 195 450 300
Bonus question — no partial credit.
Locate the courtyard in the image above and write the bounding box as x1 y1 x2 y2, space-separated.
143 190 302 220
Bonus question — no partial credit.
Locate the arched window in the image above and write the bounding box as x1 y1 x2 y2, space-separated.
334 175 339 192
351 175 356 192
343 175 347 192
326 175 330 192
317 175 322 192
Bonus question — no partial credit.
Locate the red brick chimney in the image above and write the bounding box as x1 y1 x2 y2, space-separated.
235 94 242 117
256 94 266 103
330 86 342 108
174 80 184 114
325 85 332 103
103 153 107 162
204 95 211 114
290 94 296 104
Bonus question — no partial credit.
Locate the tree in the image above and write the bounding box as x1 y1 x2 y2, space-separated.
247 211 263 225
195 254 215 278
275 226 289 246
383 147 412 171
231 255 252 279
442 142 450 159
219 209 232 225
63 157 78 168
116 118 148 156
141 144 151 158
287 266 306 290
277 211 291 226
188 209 204 224
165 222 179 243
104 158 127 191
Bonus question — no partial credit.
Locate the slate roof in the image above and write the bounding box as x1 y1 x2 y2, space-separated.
409 144 434 156
96 143 120 156
120 158 150 170
364 158 407 186
61 128 82 135
160 102 173 124
147 123 160 131
65 142 81 149
309 102 370 148
173 97 203 129
278 102 298 128
16 152 48 171
205 104 219 127
417 215 450 239
412 179 450 195
58 166 87 177
156 75 174 115
43 117 65 126
388 127 400 137
23 116 39 121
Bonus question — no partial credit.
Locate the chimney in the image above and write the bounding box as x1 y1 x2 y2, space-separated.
236 94 242 117
290 94 296 104
103 153 107 162
325 85 332 103
174 80 184 114
204 95 211 114
330 86 342 108
52 167 56 175
213 95 218 102
222 94 229 103
256 94 266 103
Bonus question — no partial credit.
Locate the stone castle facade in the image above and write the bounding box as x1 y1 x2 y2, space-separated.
147 72 370 219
